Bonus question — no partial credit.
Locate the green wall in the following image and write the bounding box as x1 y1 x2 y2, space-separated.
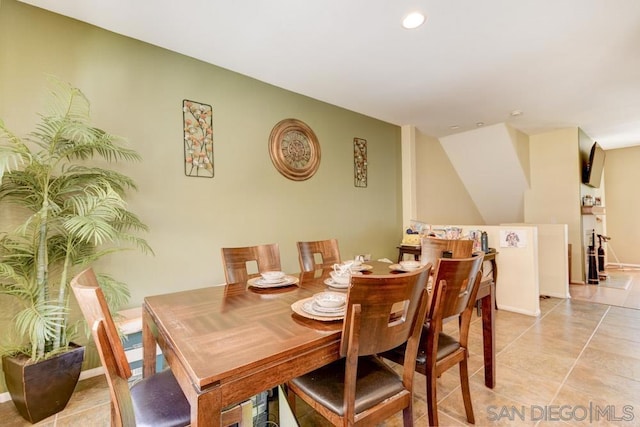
0 0 402 389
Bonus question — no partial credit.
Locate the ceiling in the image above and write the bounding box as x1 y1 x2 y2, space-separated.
20 0 640 150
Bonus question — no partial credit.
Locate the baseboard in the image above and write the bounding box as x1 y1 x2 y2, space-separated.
79 366 105 380
608 262 640 269
0 367 105 404
497 304 540 317
541 291 571 299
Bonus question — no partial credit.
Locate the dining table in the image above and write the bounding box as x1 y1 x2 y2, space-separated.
142 260 495 426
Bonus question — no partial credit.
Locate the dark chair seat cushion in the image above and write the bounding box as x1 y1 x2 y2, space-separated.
383 327 461 367
290 356 404 416
435 332 461 360
130 369 191 427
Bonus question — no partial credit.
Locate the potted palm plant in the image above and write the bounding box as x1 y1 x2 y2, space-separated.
0 78 151 423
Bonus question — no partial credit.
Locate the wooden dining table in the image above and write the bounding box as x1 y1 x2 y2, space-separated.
142 261 495 426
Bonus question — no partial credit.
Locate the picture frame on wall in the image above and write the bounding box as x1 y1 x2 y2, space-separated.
183 99 214 178
354 137 367 187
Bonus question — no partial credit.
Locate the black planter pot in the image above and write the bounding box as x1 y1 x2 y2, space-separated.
2 344 85 423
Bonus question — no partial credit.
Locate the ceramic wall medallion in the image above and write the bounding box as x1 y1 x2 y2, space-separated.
269 118 320 181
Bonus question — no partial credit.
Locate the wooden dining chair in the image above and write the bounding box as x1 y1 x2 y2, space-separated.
382 255 484 426
422 236 493 314
221 243 281 284
286 264 432 426
420 236 474 266
71 268 244 427
296 238 341 272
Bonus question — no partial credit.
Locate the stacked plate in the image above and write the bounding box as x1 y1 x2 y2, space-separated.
248 271 299 288
389 260 422 272
324 277 349 290
292 292 346 321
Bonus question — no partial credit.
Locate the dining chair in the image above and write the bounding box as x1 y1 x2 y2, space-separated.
422 236 493 314
296 238 341 272
420 236 474 266
71 268 244 427
221 243 281 284
382 255 484 426
285 264 432 426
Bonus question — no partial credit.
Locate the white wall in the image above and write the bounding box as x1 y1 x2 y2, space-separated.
504 223 570 299
439 123 529 224
430 224 542 316
414 131 484 224
602 146 640 266
525 129 583 283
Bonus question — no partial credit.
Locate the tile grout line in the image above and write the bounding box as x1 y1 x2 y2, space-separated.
545 304 611 408
486 297 565 360
449 299 578 408
437 298 564 408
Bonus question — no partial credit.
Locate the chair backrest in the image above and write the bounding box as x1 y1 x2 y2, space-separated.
71 268 136 427
221 243 281 284
296 239 341 272
427 255 484 328
421 237 474 266
341 265 432 357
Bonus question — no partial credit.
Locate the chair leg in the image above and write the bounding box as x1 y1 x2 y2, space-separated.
110 402 121 427
426 371 439 426
285 384 297 416
459 358 475 424
402 403 414 427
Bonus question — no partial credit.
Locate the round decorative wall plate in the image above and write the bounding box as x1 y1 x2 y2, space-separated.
269 118 320 181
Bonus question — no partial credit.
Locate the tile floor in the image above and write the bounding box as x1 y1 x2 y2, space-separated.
1 269 639 426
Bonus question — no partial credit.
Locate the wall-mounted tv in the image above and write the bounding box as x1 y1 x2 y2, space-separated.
583 142 606 188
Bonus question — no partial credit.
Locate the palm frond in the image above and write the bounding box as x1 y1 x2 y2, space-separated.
110 233 154 255
59 165 139 194
96 273 130 311
0 263 36 300
0 169 46 211
44 76 91 124
14 302 68 361
111 209 150 234
62 185 125 246
0 120 32 181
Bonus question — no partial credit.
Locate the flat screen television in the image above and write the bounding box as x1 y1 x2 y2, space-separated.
583 142 606 188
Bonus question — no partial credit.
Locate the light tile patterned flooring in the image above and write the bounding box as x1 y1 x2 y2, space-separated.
1 269 639 426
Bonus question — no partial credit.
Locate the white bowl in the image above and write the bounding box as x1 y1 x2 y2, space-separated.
261 271 285 282
343 259 362 268
314 292 346 308
330 271 350 285
399 260 420 270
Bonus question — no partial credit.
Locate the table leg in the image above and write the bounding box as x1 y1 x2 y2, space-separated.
481 284 496 388
193 389 222 427
142 307 157 378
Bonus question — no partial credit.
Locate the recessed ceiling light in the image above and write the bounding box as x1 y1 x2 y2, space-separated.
402 12 426 29
476 122 485 127
510 110 523 117
449 125 460 130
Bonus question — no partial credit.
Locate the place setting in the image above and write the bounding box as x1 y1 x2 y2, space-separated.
388 260 423 273
344 259 373 272
247 270 299 289
291 291 346 321
323 260 370 290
